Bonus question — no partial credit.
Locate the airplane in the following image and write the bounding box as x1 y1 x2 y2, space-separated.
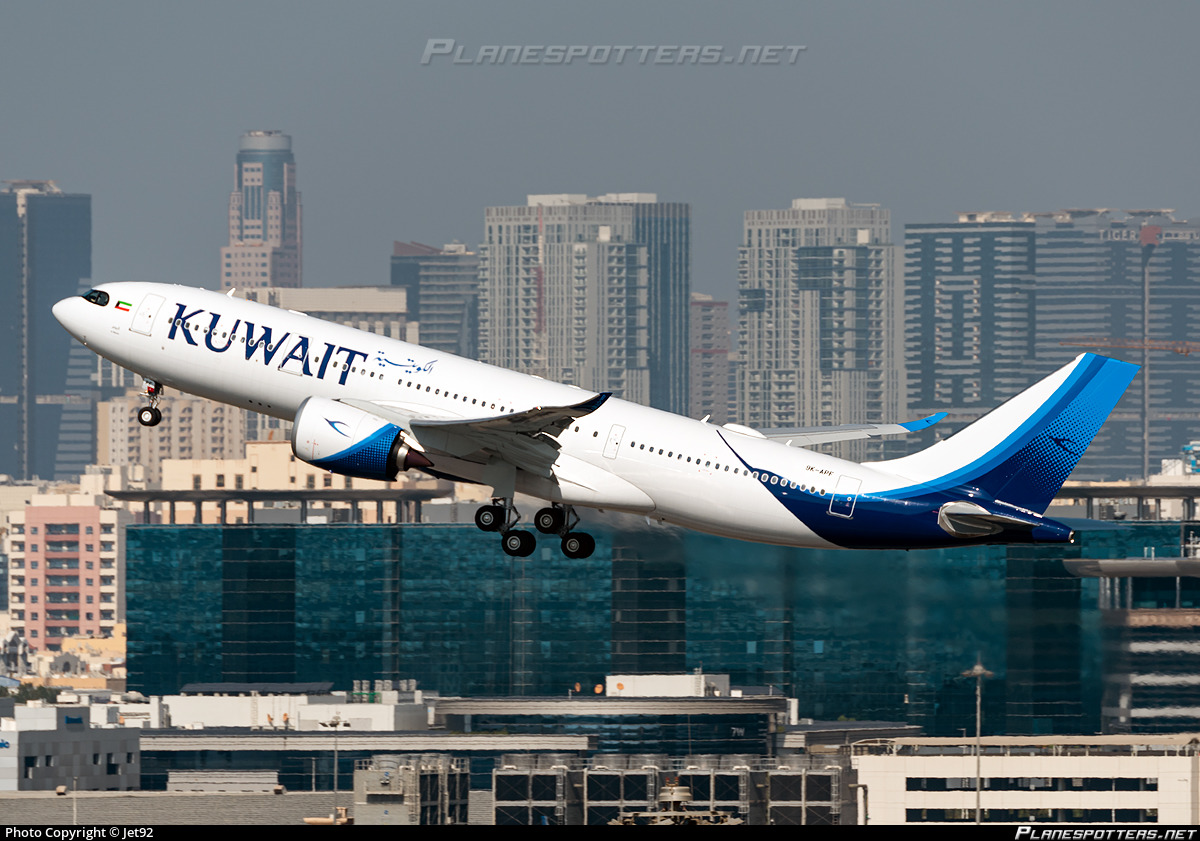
53 282 1138 558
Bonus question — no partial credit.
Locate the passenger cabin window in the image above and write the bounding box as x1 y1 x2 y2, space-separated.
83 290 109 307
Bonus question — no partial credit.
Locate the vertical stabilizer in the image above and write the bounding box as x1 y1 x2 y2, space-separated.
878 354 1138 513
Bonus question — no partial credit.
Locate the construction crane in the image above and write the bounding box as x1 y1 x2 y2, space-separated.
1059 338 1200 356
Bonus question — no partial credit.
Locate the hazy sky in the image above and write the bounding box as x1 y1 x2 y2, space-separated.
4 1 1197 297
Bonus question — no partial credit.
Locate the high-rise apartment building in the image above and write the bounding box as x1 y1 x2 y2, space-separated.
390 241 481 358
904 215 1037 421
737 198 902 460
689 293 732 424
905 209 1200 480
603 196 690 415
478 194 689 411
219 131 302 290
0 181 92 480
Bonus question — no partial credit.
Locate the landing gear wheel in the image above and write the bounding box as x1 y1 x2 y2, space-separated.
534 507 565 534
502 530 537 557
561 532 595 559
475 505 505 532
137 406 162 427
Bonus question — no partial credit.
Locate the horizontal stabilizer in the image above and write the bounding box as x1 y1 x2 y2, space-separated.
937 501 1074 543
756 413 947 447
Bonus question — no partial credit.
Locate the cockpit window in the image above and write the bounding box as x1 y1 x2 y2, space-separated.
83 289 110 307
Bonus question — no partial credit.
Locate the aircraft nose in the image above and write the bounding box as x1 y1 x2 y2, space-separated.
52 296 84 341
52 296 71 326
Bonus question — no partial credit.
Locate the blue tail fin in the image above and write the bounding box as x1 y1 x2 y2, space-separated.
881 354 1139 513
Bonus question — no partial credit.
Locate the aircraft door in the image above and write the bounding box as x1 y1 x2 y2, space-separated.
828 475 861 519
131 293 165 336
603 424 626 459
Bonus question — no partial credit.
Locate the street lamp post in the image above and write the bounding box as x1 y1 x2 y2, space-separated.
961 660 993 825
320 713 351 823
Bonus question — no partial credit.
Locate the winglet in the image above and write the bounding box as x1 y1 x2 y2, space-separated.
570 391 611 415
900 412 947 432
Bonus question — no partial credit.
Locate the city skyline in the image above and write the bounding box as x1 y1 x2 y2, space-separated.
2 2 1195 301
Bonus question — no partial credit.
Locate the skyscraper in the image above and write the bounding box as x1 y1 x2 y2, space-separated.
220 130 302 290
0 181 92 480
478 193 689 411
904 214 1037 422
736 198 903 460
689 293 732 424
905 209 1200 480
390 241 481 358
598 195 690 415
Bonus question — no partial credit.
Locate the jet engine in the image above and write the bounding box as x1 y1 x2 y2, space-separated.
291 396 431 481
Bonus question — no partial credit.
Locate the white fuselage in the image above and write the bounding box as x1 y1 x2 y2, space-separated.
62 280 1113 552
54 281 922 548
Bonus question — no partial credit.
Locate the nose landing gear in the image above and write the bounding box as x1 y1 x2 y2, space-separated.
136 378 164 427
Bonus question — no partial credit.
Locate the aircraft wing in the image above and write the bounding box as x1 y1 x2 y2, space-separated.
338 392 611 477
757 412 947 447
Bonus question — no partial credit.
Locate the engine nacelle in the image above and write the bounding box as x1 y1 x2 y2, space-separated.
291 396 432 481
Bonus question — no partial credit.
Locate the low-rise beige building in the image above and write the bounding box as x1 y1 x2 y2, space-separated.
97 390 246 485
852 735 1200 825
157 440 451 524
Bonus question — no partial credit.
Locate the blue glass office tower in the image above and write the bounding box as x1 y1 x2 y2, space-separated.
0 182 92 480
125 520 1186 737
125 524 613 697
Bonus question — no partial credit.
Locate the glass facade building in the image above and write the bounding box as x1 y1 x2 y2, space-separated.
126 520 1190 737
0 182 92 480
126 524 613 697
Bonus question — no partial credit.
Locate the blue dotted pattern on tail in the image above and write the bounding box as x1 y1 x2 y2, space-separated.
312 424 401 481
963 356 1138 512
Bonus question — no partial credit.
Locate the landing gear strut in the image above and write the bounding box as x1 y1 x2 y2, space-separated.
136 378 164 427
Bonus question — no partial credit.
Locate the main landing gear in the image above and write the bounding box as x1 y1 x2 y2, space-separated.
475 499 536 557
534 504 595 559
136 378 164 427
474 500 596 559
